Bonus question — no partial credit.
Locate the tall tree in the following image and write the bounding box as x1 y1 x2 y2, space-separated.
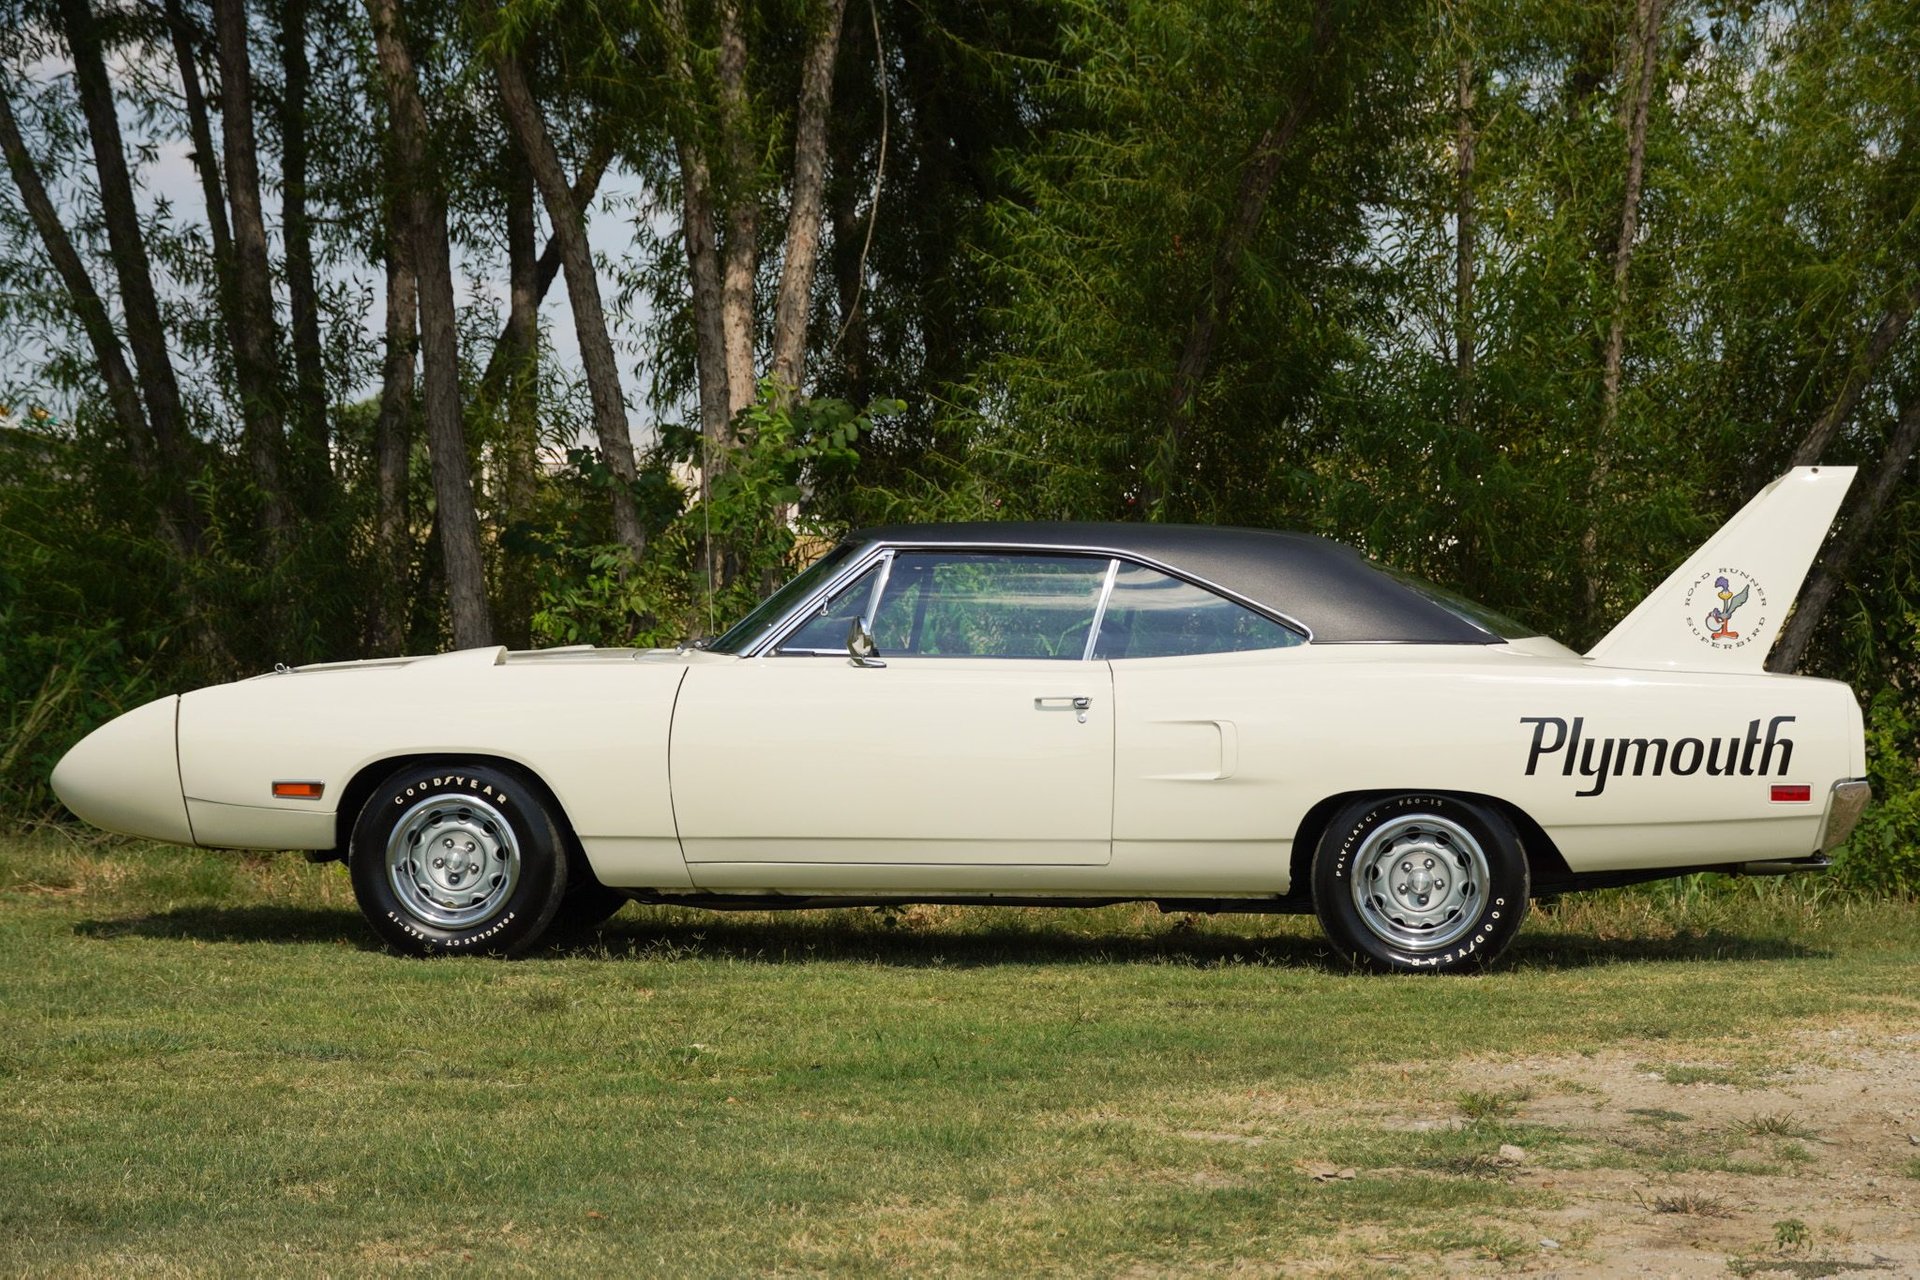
212 0 294 542
370 245 416 656
489 30 648 565
1582 0 1669 612
494 138 540 649
661 0 736 458
366 0 493 647
54 0 192 480
1454 53 1476 432
768 0 849 397
279 0 331 488
1149 0 1335 512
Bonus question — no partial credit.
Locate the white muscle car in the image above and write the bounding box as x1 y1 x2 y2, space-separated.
52 467 1870 971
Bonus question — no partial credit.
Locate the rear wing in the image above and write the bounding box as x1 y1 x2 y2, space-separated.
1585 466 1856 672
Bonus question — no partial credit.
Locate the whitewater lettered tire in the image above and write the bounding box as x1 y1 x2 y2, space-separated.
349 762 569 957
1312 794 1529 973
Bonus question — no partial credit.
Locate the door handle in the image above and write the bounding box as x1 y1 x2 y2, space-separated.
1035 695 1092 722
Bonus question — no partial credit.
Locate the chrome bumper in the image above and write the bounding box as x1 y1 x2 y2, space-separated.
1817 778 1872 853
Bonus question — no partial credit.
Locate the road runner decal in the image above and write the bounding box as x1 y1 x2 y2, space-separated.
1684 567 1769 650
1521 715 1795 797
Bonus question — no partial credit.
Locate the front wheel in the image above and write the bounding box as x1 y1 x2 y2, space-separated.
349 762 570 956
1312 794 1529 973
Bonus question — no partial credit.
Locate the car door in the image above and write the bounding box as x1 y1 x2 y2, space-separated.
670 550 1117 869
1100 560 1310 879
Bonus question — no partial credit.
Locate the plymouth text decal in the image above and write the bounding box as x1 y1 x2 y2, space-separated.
1521 715 1795 797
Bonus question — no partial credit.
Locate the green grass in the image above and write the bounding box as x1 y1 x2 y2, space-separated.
2 831 1919 1276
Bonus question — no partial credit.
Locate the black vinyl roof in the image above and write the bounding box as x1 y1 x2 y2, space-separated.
849 522 1500 645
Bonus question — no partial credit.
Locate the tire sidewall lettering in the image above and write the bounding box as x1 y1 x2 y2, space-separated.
1315 794 1528 973
354 763 558 957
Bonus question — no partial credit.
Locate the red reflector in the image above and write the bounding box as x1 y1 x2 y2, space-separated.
272 781 325 800
1771 785 1811 803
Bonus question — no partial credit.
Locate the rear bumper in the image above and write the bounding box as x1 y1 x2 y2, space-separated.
1815 778 1871 853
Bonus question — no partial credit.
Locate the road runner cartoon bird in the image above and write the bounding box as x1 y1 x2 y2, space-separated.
1705 575 1749 639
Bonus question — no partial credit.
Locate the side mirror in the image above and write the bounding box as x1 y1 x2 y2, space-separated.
847 618 886 668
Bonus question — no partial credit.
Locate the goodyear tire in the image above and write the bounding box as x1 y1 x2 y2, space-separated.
1312 794 1528 973
349 762 569 957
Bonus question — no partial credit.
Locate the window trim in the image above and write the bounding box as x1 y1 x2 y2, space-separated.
1081 559 1120 661
749 542 1313 659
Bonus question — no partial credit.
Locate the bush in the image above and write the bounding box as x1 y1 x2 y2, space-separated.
1830 692 1920 896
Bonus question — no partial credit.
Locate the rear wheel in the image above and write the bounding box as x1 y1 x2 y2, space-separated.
349 762 569 956
1312 794 1528 973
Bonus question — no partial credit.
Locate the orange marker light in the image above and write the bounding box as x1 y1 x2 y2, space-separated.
1770 784 1810 803
272 781 325 800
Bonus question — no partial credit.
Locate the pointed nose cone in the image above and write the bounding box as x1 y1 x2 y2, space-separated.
51 695 195 844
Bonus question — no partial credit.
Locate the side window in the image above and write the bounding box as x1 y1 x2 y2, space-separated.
776 562 883 653
872 552 1109 659
1092 562 1303 659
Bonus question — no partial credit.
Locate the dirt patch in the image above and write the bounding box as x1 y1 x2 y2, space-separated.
1376 1023 1920 1276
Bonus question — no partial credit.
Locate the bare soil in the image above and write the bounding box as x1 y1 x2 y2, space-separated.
1373 1021 1920 1277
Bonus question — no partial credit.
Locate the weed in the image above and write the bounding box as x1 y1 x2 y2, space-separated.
1773 1218 1813 1251
1732 1112 1817 1141
1650 1190 1735 1217
1457 1088 1531 1121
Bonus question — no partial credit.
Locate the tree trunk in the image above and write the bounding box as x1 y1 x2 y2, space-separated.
1788 277 1920 468
1454 55 1476 433
1582 0 1668 612
1151 0 1333 513
279 0 330 491
0 87 152 466
371 247 417 656
499 133 540 648
212 0 294 544
1770 396 1920 673
829 116 870 407
162 0 233 279
367 0 493 648
55 0 191 477
768 0 849 399
476 143 613 398
662 0 736 454
718 0 757 416
490 38 647 566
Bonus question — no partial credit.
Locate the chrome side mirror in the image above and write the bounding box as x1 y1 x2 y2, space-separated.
847 618 886 668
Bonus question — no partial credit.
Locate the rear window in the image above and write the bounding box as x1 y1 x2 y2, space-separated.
1378 567 1541 641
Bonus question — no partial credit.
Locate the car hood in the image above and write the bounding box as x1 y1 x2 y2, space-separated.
258 644 730 680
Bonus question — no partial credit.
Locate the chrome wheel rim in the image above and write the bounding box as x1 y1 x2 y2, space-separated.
385 794 521 929
1349 814 1489 951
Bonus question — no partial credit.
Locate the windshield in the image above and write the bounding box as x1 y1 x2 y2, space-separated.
705 542 859 654
1379 566 1543 641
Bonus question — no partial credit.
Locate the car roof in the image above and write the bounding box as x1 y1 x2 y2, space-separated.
847 522 1499 645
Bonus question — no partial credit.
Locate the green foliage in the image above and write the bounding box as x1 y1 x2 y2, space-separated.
524 383 903 648
1830 693 1920 895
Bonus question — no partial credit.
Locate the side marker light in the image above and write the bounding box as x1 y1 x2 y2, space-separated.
273 781 325 800
1770 784 1811 803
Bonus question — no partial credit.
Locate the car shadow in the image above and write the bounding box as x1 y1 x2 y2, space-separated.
74 906 382 949
71 907 1828 971
541 912 1827 971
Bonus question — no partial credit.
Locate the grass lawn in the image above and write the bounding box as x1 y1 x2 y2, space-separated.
3 829 1918 1276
